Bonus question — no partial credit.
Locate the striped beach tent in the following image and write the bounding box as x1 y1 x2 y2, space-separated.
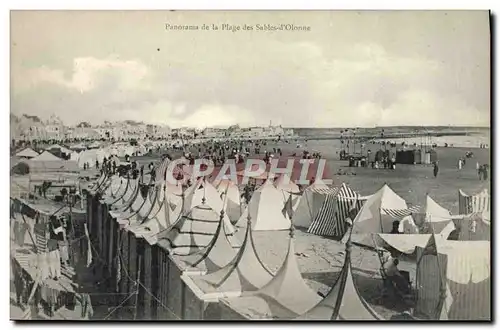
292 181 337 229
307 183 364 238
458 189 490 215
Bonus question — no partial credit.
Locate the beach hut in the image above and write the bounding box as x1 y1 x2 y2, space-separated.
415 235 490 320
219 227 322 320
235 180 291 231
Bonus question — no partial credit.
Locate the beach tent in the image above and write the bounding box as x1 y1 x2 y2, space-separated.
183 179 235 234
415 235 490 320
351 184 419 238
176 211 241 274
31 151 61 162
307 183 365 239
164 183 184 227
23 159 79 174
15 148 39 159
45 144 72 155
292 181 335 229
220 228 322 319
187 217 274 298
458 189 490 215
215 179 242 224
160 203 230 255
236 180 291 231
297 241 383 320
416 195 454 234
274 173 301 210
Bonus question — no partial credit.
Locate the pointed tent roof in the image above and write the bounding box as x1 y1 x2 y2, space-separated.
45 144 72 154
183 178 235 234
161 203 227 255
128 189 170 245
110 184 146 223
112 179 139 210
297 243 383 320
425 196 452 223
102 177 129 205
351 184 414 235
236 180 291 231
246 227 322 316
216 179 242 224
190 218 274 295
101 175 123 198
178 210 241 273
15 147 39 158
31 150 62 162
164 183 184 228
110 178 140 213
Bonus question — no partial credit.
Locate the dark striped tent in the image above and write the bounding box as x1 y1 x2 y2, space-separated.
307 183 364 239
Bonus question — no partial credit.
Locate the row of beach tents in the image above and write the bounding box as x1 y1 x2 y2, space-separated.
85 156 490 320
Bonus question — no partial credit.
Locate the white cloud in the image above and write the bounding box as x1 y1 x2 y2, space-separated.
11 42 489 127
21 56 149 94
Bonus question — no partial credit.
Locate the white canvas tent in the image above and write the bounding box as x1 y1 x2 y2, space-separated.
220 229 322 319
297 240 383 320
236 180 291 231
417 195 455 234
161 203 230 255
183 179 235 234
15 148 39 159
351 184 418 240
177 212 241 274
274 173 301 211
187 218 274 298
31 151 62 162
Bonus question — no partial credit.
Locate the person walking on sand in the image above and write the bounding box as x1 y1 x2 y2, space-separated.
458 158 462 170
476 162 481 180
433 161 439 178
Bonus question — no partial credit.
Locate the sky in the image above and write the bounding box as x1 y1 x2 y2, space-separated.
11 11 490 128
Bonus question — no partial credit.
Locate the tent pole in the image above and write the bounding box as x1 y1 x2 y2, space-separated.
379 207 384 233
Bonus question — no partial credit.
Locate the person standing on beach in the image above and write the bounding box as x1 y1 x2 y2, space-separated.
477 162 481 180
433 162 439 178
